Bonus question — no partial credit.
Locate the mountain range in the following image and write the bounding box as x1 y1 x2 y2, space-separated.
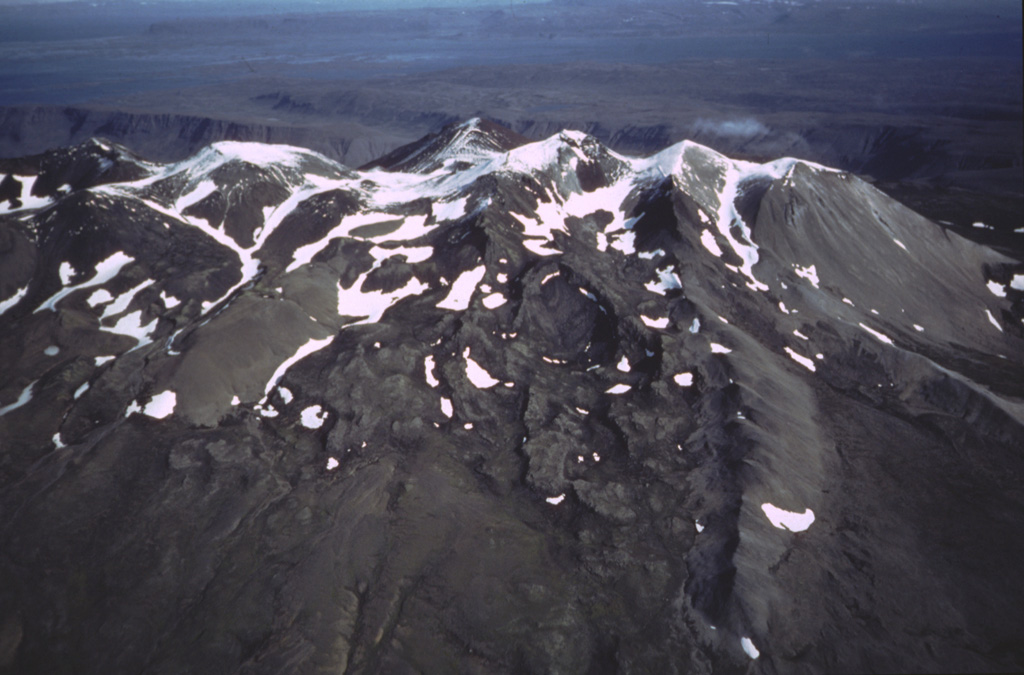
1 119 1023 673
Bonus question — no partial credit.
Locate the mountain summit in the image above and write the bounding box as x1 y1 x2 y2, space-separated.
2 121 1023 674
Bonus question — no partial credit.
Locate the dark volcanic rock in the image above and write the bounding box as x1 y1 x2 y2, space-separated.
1 123 1023 674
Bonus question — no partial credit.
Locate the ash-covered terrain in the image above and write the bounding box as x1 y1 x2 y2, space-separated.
1 119 1023 673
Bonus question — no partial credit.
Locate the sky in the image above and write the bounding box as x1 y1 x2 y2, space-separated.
0 0 548 6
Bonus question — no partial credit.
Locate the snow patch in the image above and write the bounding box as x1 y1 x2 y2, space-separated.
616 356 631 373
710 343 732 354
545 494 566 505
437 265 485 310
326 457 339 470
87 289 114 307
986 281 1007 298
337 273 428 325
301 405 326 429
482 292 507 309
605 384 631 394
646 267 682 295
464 347 500 388
673 373 694 387
101 280 155 320
793 264 820 289
160 290 181 308
44 345 60 356
761 503 815 532
59 262 76 285
101 310 158 349
143 390 177 419
741 637 760 660
641 315 669 329
0 175 54 214
440 397 453 418
700 230 723 257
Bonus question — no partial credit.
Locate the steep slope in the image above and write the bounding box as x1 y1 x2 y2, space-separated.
1 121 1023 674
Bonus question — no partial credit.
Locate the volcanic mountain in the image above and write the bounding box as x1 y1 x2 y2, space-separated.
1 119 1023 674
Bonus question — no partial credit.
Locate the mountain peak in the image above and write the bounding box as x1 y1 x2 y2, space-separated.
2 127 1023 675
360 117 530 174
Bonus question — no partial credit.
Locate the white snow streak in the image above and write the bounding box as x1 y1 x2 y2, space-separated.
0 286 28 315
985 309 1003 332
35 251 134 313
424 355 440 387
263 336 334 396
784 347 817 372
0 381 35 417
858 322 894 345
